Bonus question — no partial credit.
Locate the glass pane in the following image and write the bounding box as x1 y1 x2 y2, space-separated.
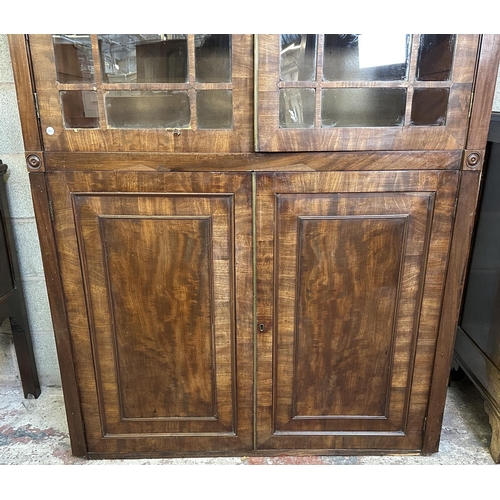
321 88 406 127
280 35 317 81
53 34 94 84
195 35 231 83
197 90 232 129
417 35 456 81
410 88 449 126
60 90 99 128
105 91 190 128
279 88 316 128
99 34 188 83
323 34 410 81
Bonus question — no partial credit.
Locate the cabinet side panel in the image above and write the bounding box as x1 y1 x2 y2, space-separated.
29 173 87 456
467 35 500 151
424 170 482 452
8 35 42 152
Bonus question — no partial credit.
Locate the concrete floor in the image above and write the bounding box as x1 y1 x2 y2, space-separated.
0 375 496 465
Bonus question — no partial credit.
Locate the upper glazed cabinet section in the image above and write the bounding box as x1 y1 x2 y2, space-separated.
257 34 480 151
28 34 254 153
28 34 479 153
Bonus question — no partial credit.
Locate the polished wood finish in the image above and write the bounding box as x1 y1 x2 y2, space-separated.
46 171 253 455
42 150 462 172
7 35 42 152
256 169 459 451
422 170 482 453
0 162 40 399
467 35 500 151
8 34 499 458
29 172 86 455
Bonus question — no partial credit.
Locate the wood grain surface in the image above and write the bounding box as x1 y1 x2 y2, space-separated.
47 171 253 455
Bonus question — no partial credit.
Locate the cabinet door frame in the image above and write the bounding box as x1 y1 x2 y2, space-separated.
25 34 253 154
46 171 254 457
256 167 460 452
256 34 480 152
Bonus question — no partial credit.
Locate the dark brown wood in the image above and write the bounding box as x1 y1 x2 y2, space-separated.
422 170 482 453
0 162 40 399
42 150 462 172
293 217 404 419
7 35 42 152
467 35 500 151
454 328 500 462
46 171 253 455
256 170 459 451
29 172 86 456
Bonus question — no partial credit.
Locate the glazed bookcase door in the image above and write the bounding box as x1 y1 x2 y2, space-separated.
256 34 479 151
28 34 253 153
256 169 459 451
47 171 253 456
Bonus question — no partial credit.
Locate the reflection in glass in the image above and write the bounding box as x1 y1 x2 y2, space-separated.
279 88 315 128
321 88 406 127
323 34 410 81
410 88 449 126
195 35 231 83
280 35 317 81
417 35 456 81
60 90 99 128
197 90 232 129
53 34 94 83
105 91 190 128
98 34 188 83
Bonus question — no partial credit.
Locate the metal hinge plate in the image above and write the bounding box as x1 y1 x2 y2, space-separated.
468 91 474 118
33 92 40 119
48 199 54 222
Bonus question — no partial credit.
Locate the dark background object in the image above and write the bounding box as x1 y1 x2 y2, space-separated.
0 161 40 398
455 112 500 463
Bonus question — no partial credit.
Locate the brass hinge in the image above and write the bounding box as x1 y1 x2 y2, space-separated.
33 92 40 119
453 197 459 219
468 91 474 118
48 199 54 222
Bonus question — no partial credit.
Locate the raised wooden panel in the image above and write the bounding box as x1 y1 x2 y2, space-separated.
48 172 253 456
73 193 235 435
256 170 459 451
293 216 406 419
101 216 215 420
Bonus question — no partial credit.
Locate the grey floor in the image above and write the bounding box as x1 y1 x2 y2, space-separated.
0 374 496 465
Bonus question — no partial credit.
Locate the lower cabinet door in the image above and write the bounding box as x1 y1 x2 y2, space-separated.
48 171 253 457
256 170 459 452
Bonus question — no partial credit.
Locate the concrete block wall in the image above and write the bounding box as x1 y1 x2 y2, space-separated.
0 35 499 390
0 34 60 388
